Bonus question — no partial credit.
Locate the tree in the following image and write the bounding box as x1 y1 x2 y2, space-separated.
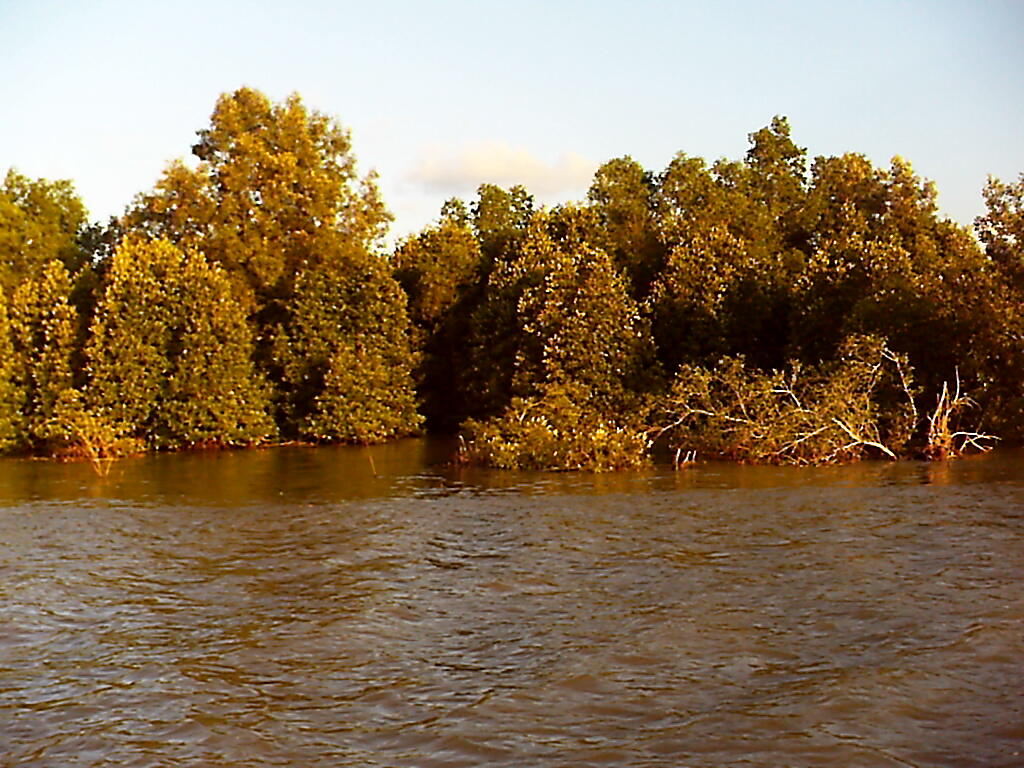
84 237 175 441
461 210 550 420
127 88 389 298
0 170 88 295
652 153 730 246
647 147 795 373
0 294 22 452
471 183 534 265
9 259 81 452
394 212 483 337
803 153 945 255
648 224 749 371
460 207 659 470
804 153 887 244
789 231 923 363
743 116 809 245
512 207 659 408
158 251 276 447
977 173 1024 290
276 253 422 443
797 156 994 375
972 174 1024 436
587 156 662 297
465 205 659 416
85 237 275 449
124 88 392 359
124 88 417 438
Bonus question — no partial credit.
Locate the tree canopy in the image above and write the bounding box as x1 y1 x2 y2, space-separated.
0 170 88 296
125 87 390 306
123 87 418 442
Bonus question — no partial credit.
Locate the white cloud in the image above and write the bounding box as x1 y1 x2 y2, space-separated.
406 141 597 199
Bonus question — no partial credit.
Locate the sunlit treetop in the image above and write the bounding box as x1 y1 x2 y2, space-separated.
0 170 88 295
125 87 391 306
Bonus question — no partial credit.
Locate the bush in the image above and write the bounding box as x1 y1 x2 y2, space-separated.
460 381 651 472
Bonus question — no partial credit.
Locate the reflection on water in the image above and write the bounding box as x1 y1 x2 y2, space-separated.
1 442 1022 767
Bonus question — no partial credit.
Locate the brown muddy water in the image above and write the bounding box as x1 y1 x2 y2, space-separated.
1 440 1021 767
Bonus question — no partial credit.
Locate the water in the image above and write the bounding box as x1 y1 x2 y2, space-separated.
1 441 1022 767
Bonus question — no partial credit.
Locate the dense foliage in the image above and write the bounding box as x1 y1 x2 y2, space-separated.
8 259 80 453
0 170 88 294
85 236 275 451
277 254 421 442
458 207 660 470
0 295 19 451
0 94 1019 470
436 120 1019 469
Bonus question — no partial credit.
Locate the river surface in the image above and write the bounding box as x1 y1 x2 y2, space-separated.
1 441 1021 767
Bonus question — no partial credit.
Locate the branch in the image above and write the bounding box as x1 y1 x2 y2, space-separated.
832 417 896 459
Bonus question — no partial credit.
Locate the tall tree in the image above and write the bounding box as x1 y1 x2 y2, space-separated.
976 173 1024 290
85 237 175 441
797 154 991 370
159 250 276 447
587 156 662 297
448 185 538 421
743 116 809 240
971 173 1024 436
394 211 483 338
648 147 794 373
512 207 659 409
461 207 659 471
124 88 416 436
471 183 534 265
127 88 389 301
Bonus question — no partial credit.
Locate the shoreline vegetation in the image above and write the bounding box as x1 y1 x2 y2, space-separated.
1 88 1020 473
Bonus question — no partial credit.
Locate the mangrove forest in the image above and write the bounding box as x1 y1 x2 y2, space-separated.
1 87 1021 470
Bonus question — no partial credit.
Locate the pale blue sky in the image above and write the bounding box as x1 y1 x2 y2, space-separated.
2 0 1021 241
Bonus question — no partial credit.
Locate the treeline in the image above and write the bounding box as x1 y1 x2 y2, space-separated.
1 88 1021 469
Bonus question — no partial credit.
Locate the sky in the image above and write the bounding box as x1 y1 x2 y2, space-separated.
2 0 1022 243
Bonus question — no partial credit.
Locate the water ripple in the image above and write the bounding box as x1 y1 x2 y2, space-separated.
1 447 1022 766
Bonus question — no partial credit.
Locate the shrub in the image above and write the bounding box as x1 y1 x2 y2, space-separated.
460 381 651 472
